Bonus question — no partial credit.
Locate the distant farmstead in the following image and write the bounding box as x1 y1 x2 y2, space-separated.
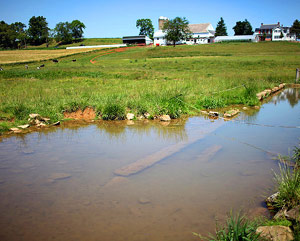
122 35 153 45
255 23 296 41
153 16 215 46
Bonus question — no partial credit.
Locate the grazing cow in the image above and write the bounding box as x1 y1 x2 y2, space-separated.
40 64 45 68
52 59 59 63
0 67 3 71
25 65 28 69
72 59 76 62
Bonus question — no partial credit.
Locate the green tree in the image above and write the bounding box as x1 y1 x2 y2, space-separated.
54 22 73 44
28 16 49 45
70 20 85 41
215 17 227 36
136 19 154 39
11 22 28 48
162 17 191 47
291 19 300 39
0 21 17 49
233 19 254 35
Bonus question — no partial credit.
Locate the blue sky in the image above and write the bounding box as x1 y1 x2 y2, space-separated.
1 0 299 38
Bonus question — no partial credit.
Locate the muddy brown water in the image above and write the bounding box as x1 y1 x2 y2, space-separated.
0 88 299 241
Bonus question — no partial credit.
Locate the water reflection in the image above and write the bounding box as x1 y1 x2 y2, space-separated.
268 88 300 107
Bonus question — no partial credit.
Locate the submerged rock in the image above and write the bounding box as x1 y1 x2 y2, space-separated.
49 173 71 181
138 197 151 205
9 127 21 133
256 226 293 241
29 113 41 120
208 111 219 117
224 109 240 118
266 192 279 209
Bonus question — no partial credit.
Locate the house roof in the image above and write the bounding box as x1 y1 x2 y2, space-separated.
188 23 211 33
259 24 279 30
215 35 257 42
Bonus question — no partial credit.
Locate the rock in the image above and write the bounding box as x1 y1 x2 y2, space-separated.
138 197 151 205
208 111 219 117
266 192 279 209
242 107 248 110
285 205 300 222
257 93 263 100
37 122 46 127
144 113 150 119
9 127 21 133
200 110 208 114
160 115 171 121
224 109 240 118
254 106 260 109
41 117 50 122
126 113 134 120
29 114 41 120
137 115 144 120
49 173 71 181
279 84 285 89
272 87 279 93
51 121 60 126
274 207 288 220
265 89 272 95
18 124 30 129
256 226 293 241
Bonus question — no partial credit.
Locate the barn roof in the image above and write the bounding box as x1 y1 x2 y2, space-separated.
188 23 211 33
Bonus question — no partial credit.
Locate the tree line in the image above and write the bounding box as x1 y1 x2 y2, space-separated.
0 16 85 49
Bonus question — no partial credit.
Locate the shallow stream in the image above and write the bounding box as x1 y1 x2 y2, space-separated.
0 88 299 241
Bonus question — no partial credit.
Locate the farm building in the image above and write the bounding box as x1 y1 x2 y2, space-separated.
255 22 296 41
153 16 215 46
122 35 153 45
214 35 258 43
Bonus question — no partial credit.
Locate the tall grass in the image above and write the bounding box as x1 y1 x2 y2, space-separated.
194 212 261 241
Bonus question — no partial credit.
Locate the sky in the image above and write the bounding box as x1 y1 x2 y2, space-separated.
1 0 299 38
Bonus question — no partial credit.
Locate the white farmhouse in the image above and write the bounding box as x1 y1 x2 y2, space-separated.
255 22 296 41
153 17 215 46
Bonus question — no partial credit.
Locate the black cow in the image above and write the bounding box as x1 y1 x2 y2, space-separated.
52 59 59 63
40 64 45 68
72 59 76 62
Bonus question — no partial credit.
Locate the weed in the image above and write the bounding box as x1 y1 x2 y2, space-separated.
194 211 261 241
102 103 125 120
273 164 300 209
196 96 226 109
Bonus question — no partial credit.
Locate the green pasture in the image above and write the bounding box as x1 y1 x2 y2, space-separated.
0 41 299 133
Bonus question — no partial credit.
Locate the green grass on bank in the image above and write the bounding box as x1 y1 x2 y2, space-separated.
0 42 300 133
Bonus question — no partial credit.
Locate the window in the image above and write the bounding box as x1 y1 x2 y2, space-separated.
157 38 159 40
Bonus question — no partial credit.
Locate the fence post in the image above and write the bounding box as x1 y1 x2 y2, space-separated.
296 68 299 83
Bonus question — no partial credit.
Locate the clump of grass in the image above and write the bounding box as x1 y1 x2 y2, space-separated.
273 164 300 209
196 96 226 109
194 211 261 241
102 103 125 120
263 218 292 227
157 94 188 118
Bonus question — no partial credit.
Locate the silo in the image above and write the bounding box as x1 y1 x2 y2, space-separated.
159 16 168 30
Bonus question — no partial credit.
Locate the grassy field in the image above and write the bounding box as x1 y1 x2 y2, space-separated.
0 48 106 64
0 41 299 133
24 38 123 50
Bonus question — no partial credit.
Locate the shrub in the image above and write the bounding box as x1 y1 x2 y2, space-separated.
102 103 125 120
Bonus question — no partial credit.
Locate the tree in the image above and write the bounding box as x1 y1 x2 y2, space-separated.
54 22 73 44
11 22 28 48
290 19 300 39
70 20 85 41
28 16 49 45
215 17 227 36
162 17 191 47
233 19 254 35
0 21 17 49
136 19 154 40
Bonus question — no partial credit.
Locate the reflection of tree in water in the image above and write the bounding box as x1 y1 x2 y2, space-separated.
96 118 188 142
270 88 299 107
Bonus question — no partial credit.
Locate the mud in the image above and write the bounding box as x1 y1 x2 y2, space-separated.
63 107 96 120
